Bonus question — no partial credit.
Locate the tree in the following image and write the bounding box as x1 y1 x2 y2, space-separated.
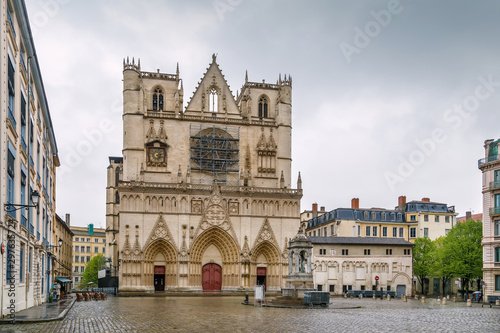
413 237 436 295
441 219 482 299
432 236 454 297
78 254 105 290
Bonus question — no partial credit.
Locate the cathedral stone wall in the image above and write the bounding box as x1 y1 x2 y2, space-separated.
106 55 301 293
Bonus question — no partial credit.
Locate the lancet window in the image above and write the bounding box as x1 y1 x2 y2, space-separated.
153 88 164 111
258 97 268 118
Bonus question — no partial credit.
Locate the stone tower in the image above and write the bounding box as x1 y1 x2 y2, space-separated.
106 55 302 293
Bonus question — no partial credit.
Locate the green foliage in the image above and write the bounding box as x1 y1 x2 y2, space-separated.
78 254 105 290
441 219 482 294
413 237 436 293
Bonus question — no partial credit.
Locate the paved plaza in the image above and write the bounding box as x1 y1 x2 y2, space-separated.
0 296 498 332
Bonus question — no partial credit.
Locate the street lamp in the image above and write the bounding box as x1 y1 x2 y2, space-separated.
48 238 63 253
4 190 40 211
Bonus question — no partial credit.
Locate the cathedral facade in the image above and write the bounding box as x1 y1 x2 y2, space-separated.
106 55 302 293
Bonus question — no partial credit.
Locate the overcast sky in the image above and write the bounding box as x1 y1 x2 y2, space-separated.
25 0 500 228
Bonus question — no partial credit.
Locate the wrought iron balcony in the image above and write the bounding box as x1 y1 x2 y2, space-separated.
479 154 500 167
490 207 500 216
490 181 500 190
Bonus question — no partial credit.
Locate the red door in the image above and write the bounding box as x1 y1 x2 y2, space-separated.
202 263 222 291
256 267 267 291
154 266 165 292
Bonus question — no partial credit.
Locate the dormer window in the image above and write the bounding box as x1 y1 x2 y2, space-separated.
153 88 163 111
258 97 268 118
209 88 218 112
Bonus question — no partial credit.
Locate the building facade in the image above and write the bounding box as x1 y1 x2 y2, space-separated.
403 197 457 240
479 138 500 300
306 196 457 243
70 225 106 287
52 214 73 289
306 198 416 242
309 237 414 297
1 0 59 316
106 55 302 293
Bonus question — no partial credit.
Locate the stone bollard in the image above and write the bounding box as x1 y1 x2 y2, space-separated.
453 297 456 302
350 294 353 299
442 297 447 305
421 296 426 304
387 294 391 301
373 293 376 300
344 293 347 299
415 295 419 300
437 298 441 304
496 299 500 306
359 293 363 299
467 299 472 307
447 295 450 300
404 295 407 302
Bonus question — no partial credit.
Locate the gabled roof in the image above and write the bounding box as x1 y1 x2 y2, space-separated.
185 54 239 116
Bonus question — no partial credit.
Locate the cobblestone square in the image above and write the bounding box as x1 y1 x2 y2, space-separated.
0 296 499 333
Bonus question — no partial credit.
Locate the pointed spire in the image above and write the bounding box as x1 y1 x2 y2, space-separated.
132 57 135 65
297 172 302 190
176 62 180 76
138 58 141 70
245 70 248 83
126 56 130 64
180 79 183 90
279 73 282 85
280 171 285 188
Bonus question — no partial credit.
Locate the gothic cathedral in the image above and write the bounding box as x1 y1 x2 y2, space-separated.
106 55 302 293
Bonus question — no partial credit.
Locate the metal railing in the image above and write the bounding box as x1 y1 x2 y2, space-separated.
490 181 500 190
479 155 500 166
490 207 500 216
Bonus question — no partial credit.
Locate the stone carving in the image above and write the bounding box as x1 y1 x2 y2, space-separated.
241 236 250 262
252 218 280 252
228 201 239 215
142 213 177 252
191 200 202 214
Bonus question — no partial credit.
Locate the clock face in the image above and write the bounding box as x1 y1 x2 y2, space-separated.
148 148 165 163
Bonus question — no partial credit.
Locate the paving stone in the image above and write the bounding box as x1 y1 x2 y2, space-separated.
0 296 498 332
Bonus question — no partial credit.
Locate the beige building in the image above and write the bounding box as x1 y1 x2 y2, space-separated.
106 55 302 293
300 203 326 230
70 226 106 287
1 0 59 316
52 215 73 287
309 237 414 296
479 138 500 301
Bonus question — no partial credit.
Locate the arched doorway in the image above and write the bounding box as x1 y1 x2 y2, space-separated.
189 227 240 289
202 263 222 291
251 241 281 291
143 239 178 290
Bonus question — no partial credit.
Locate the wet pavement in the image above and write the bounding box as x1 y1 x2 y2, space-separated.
0 295 75 324
0 296 498 332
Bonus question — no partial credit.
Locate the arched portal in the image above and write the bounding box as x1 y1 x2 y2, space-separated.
143 239 177 290
251 241 281 291
189 227 240 290
202 263 222 291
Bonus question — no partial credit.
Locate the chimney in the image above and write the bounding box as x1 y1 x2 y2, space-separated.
422 198 430 202
312 203 318 218
398 196 406 211
320 206 325 212
351 198 359 209
466 211 472 221
65 213 71 226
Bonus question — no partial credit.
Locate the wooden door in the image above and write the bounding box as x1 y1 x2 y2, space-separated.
256 267 267 291
202 263 222 291
154 266 165 292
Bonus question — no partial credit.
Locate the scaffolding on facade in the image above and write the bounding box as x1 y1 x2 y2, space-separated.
189 124 240 185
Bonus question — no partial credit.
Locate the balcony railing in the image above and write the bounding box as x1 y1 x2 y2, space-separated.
8 107 17 128
21 215 27 228
7 9 16 38
490 207 500 216
37 231 40 240
29 224 34 234
21 136 27 152
490 181 500 190
479 154 500 167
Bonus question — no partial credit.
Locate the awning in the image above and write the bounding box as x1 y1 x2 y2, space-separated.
55 277 72 283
